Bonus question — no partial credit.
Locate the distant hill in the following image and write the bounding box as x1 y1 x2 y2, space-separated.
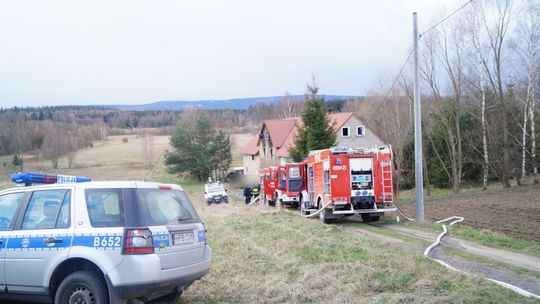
113 95 357 111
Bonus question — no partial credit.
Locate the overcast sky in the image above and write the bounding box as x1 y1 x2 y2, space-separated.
0 0 462 107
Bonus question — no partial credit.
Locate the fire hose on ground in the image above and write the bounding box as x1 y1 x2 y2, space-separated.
301 200 333 218
397 209 540 300
246 194 260 207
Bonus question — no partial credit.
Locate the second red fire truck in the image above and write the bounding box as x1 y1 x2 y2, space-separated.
259 166 278 205
259 164 304 207
274 163 304 208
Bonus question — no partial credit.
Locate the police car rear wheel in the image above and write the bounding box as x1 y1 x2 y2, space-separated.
55 271 108 304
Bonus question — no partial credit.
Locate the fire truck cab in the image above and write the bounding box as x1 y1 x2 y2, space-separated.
300 146 396 224
274 163 304 208
259 167 278 206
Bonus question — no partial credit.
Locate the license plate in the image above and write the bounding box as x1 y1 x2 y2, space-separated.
173 231 195 245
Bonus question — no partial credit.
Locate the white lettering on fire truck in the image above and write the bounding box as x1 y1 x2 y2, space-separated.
332 165 347 171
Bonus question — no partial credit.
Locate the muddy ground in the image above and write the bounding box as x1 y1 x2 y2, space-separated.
399 184 540 242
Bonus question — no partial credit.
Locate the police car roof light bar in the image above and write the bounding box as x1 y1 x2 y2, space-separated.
11 172 91 186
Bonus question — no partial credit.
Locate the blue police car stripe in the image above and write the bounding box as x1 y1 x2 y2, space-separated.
0 231 203 251
72 234 123 249
6 235 72 250
0 237 6 251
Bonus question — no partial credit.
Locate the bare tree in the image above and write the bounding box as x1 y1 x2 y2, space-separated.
42 125 69 169
420 23 466 194
517 0 540 183
66 131 79 169
96 124 108 145
9 120 31 171
477 0 516 188
141 131 154 166
464 3 491 189
276 92 304 118
479 61 491 189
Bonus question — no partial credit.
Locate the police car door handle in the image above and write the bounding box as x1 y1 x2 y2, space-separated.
43 237 62 244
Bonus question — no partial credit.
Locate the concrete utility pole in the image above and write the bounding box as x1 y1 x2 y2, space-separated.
413 12 424 223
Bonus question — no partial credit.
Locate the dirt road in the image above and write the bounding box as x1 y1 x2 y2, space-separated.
339 217 540 298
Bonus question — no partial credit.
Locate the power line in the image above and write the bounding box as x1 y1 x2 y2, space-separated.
419 0 474 38
365 48 414 126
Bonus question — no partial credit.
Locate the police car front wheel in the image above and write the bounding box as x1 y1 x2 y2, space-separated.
55 270 109 304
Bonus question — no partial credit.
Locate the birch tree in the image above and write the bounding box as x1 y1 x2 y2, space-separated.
464 3 491 189
517 0 540 183
482 0 515 187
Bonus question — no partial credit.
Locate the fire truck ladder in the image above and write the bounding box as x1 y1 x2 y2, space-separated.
380 160 393 204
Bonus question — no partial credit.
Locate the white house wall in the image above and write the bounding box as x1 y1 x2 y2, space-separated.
335 116 386 149
242 154 260 176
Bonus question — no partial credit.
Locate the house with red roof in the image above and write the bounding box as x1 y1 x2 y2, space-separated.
241 112 386 176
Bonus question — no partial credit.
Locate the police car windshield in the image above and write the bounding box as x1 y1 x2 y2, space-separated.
138 189 199 225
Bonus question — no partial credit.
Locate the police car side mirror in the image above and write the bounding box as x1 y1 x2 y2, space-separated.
204 192 207 194
225 189 228 192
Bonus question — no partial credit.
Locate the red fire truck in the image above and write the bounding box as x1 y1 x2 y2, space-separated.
259 166 278 205
273 163 304 208
300 146 396 224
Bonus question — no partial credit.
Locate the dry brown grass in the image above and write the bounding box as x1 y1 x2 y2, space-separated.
0 135 170 188
1 132 253 189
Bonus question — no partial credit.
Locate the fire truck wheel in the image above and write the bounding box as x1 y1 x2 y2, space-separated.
319 204 332 224
361 214 380 222
300 201 309 215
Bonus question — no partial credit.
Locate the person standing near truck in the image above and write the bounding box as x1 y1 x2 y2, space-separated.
243 186 252 204
251 185 260 200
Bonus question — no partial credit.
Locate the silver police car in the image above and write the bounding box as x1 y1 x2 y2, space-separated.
0 173 211 304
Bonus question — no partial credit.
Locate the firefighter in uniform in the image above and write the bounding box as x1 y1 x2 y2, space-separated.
251 185 260 202
243 187 252 204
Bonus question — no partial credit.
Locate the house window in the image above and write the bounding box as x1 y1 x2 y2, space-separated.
251 155 255 161
341 127 350 137
356 126 365 137
263 147 266 157
270 147 273 158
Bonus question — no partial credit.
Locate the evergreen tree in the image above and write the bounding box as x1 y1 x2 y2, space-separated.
12 155 22 167
165 115 232 182
289 82 336 162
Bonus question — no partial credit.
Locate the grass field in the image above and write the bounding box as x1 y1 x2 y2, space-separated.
180 197 538 303
1 133 539 303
